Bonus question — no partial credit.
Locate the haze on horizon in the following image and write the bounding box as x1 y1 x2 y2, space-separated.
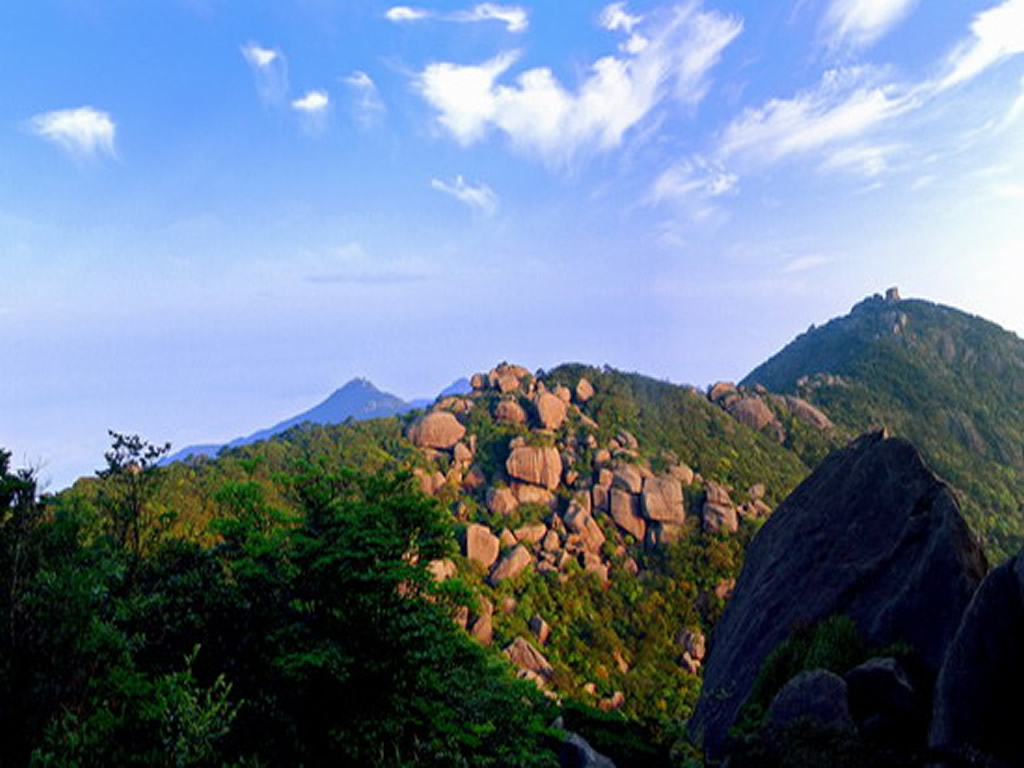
2 0 1023 490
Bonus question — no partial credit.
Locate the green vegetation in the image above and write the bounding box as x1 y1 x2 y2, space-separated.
743 295 1024 560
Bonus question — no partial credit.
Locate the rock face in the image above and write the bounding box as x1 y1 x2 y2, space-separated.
930 552 1024 767
406 411 466 450
641 476 685 524
559 732 615 768
690 432 987 759
726 396 776 431
495 398 527 425
505 636 554 681
506 445 563 490
575 378 595 403
766 669 855 733
465 524 500 569
534 392 568 431
489 544 533 585
609 489 645 541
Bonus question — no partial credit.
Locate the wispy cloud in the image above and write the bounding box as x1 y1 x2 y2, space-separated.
292 90 329 133
29 107 116 159
940 0 1024 90
819 143 903 177
342 71 386 129
822 0 918 51
415 2 741 167
650 156 737 204
719 67 913 166
385 3 528 32
430 175 499 216
241 42 288 105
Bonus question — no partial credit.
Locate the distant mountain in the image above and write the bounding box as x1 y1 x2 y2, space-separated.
741 288 1024 559
166 376 467 464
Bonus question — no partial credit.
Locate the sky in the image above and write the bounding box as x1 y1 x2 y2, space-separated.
2 0 1023 489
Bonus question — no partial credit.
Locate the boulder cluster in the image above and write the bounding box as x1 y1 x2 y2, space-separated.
707 381 833 440
403 363 777 699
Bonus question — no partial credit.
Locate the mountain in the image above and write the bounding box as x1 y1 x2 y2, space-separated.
741 288 1024 559
165 377 415 464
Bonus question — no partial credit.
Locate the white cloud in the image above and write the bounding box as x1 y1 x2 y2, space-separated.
385 6 430 21
452 4 528 33
719 68 913 165
342 71 386 128
941 0 1024 89
386 4 527 32
822 0 918 50
599 2 642 33
650 156 737 203
292 90 329 113
430 175 499 216
820 143 903 176
29 107 116 158
415 3 742 166
241 42 288 104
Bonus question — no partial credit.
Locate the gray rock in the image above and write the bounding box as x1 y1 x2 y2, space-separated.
559 732 616 768
690 432 987 760
766 669 855 733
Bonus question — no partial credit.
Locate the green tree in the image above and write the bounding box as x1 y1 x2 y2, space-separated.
96 431 171 558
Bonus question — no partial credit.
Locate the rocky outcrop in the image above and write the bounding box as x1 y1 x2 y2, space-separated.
559 732 616 768
506 445 563 490
465 523 500 569
575 378 595 403
930 552 1024 767
489 544 533 585
535 391 568 431
690 432 987 759
766 670 855 733
495 398 527 425
486 486 518 516
407 411 466 450
609 489 645 541
641 476 685 524
702 482 738 534
726 396 776 431
505 636 554 681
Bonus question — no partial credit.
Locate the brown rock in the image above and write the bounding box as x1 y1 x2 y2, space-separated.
646 521 685 548
534 391 568 431
642 475 686 523
506 446 563 490
452 441 473 465
709 381 739 404
462 464 487 491
505 637 554 680
599 691 625 712
612 464 644 494
541 529 561 552
515 522 548 545
748 483 766 500
499 528 517 549
617 430 639 451
514 483 555 508
783 395 834 430
592 485 609 513
705 481 733 506
669 462 695 486
575 377 595 402
486 486 519 516
593 448 612 466
610 489 645 541
489 544 533 585
680 629 706 660
597 468 614 488
470 372 486 390
465 524 500 569
413 468 447 496
726 396 776 431
468 597 494 645
427 558 457 582
494 398 527 425
553 385 572 404
565 504 606 553
529 614 551 645
407 411 466 450
703 503 738 534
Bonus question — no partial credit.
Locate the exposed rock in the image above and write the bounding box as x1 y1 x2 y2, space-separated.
846 657 924 749
616 430 639 451
641 475 685 524
679 629 706 661
575 378 595 403
505 636 554 680
535 391 569 431
565 505 606 553
596 468 614 488
612 465 643 494
507 446 563 490
702 502 738 535
709 381 739 405
559 732 616 768
406 411 466 450
766 669 855 733
593 448 612 466
930 552 1024 767
462 464 487 491
427 558 457 582
681 652 700 675
704 481 733 506
553 385 572 404
434 396 472 414
514 483 556 509
468 597 494 645
690 432 987 759
413 468 447 496
598 691 625 712
714 578 735 601
542 529 561 552
489 544 533 585
783 395 834 430
668 462 695 486
499 528 518 549
529 614 552 645
495 398 527 425
609 489 645 541
592 485 609 513
465 524 500 569
749 483 766 500
452 441 473 465
487 486 519 516
515 522 548 545
452 604 469 630
470 372 486 390
501 596 518 614
726 396 776 431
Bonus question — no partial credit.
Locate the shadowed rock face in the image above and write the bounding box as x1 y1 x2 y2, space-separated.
690 431 987 760
930 552 1024 766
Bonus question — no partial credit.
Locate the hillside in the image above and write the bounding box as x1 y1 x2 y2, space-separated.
742 289 1024 560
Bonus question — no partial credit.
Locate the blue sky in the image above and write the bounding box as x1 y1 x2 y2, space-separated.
2 0 1023 489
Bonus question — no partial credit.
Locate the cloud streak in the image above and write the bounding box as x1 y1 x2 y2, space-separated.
822 0 918 50
241 42 288 104
415 2 742 167
342 71 386 129
940 0 1024 90
29 107 116 158
386 3 528 32
430 175 499 216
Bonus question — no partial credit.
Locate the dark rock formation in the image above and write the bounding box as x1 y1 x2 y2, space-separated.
766 669 855 733
559 732 616 768
845 657 925 749
929 552 1024 767
690 431 987 759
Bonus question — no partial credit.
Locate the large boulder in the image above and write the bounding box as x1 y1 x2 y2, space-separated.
725 396 776 431
766 669 855 733
642 476 685 524
465 524 500 569
506 445 563 490
612 465 643 494
929 552 1024 766
575 378 595 403
406 411 466 450
488 544 533 585
690 432 987 759
609 489 645 541
505 636 554 680
494 398 528 425
534 391 568 431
